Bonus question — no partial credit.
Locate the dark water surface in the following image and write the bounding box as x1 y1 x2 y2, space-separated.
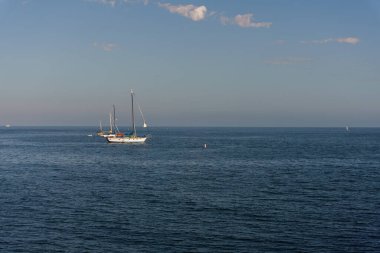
1 127 379 252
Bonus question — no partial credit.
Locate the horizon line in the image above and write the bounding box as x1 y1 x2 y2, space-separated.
2 125 380 128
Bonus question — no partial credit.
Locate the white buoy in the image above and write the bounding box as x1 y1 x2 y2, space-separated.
204 144 207 149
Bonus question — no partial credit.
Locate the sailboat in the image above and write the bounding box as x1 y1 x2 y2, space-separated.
107 90 147 144
138 103 148 128
98 105 119 137
96 121 104 136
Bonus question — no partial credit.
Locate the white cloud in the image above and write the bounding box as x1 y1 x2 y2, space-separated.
159 3 207 21
93 42 118 51
302 37 360 45
336 37 360 45
221 13 272 28
235 14 271 28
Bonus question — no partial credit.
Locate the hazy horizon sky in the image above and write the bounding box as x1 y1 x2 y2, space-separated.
1 0 380 127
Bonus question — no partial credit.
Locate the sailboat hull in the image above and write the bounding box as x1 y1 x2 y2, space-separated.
97 132 116 138
101 133 116 138
107 136 147 143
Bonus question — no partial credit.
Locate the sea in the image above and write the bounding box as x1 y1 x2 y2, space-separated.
0 127 379 252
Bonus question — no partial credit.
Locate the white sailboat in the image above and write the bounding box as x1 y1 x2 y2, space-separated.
98 105 118 137
96 120 104 136
107 90 147 144
138 103 148 128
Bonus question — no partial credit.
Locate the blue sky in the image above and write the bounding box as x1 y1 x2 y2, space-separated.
1 0 380 126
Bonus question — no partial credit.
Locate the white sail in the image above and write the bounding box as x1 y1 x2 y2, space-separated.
138 104 147 128
135 94 148 128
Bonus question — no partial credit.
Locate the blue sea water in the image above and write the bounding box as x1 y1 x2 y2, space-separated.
0 127 379 252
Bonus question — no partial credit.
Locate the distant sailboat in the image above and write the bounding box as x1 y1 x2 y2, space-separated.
96 120 104 136
107 90 147 144
346 126 350 132
97 105 119 137
138 103 148 128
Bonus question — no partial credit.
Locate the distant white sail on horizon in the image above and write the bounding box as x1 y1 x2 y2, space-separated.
137 101 147 128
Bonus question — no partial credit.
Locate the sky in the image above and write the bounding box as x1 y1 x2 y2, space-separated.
0 0 380 127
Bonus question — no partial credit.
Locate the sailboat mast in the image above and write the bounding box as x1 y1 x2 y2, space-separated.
109 113 113 133
113 104 116 133
131 90 136 136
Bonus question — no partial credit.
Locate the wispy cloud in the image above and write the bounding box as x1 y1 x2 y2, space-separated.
301 37 360 45
93 42 118 52
265 57 312 65
158 3 207 21
336 37 360 44
85 0 148 7
124 0 149 5
221 13 272 28
86 0 117 7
